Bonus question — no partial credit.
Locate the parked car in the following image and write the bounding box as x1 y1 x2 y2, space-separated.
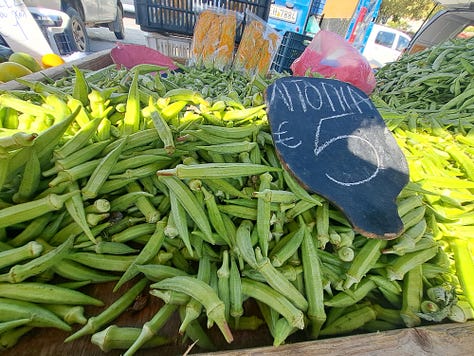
24 0 125 53
355 23 411 68
0 7 76 56
406 0 474 54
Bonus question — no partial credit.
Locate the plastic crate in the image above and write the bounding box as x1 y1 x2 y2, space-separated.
134 0 271 40
144 32 192 62
271 31 312 73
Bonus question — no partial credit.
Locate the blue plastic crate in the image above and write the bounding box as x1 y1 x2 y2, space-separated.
271 31 311 73
134 0 271 40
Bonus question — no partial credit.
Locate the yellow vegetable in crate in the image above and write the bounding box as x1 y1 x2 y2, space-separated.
190 9 237 70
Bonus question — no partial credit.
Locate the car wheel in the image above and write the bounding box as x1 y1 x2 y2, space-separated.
65 7 91 52
113 3 125 40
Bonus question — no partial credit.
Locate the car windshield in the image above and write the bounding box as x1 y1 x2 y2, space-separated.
375 31 396 48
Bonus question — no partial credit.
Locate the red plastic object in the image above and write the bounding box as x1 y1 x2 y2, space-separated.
110 43 178 70
290 31 376 95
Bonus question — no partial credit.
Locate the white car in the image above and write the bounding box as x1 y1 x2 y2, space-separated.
24 0 125 53
358 24 411 68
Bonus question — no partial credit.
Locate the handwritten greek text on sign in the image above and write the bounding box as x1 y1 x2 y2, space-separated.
266 77 409 239
0 0 52 58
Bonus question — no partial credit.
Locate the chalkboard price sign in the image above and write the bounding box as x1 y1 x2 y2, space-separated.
265 77 409 239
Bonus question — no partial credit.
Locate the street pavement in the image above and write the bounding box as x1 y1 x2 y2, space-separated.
87 12 147 53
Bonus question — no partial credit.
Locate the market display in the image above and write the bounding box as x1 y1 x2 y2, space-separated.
0 26 473 355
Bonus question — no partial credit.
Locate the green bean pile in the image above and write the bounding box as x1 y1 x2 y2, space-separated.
0 63 468 353
375 36 474 122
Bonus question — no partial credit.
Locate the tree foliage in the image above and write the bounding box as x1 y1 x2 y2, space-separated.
378 0 438 22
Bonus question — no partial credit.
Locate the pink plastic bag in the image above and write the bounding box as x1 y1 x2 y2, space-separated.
290 30 376 95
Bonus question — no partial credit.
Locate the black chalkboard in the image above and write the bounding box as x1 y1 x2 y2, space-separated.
265 77 409 239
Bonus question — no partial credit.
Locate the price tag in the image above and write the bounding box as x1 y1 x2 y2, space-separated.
265 77 409 239
0 0 53 58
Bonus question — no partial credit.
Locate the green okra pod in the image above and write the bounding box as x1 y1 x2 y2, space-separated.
114 219 166 292
179 254 211 333
229 255 243 326
0 282 103 306
110 223 156 243
386 246 439 281
65 278 148 342
53 117 103 161
0 237 73 283
178 305 216 351
125 181 161 223
64 182 96 243
0 318 32 334
344 238 388 289
235 219 257 268
319 305 377 336
8 213 53 247
270 221 305 268
158 176 214 244
123 303 177 355
0 241 43 270
66 252 136 272
43 304 87 325
12 147 41 203
0 297 71 331
151 276 233 343
157 162 281 179
241 278 305 330
400 264 423 327
92 325 170 353
254 247 308 312
52 259 119 283
324 278 377 308
217 250 231 321
256 172 272 257
0 191 77 229
81 136 128 200
169 190 193 256
301 219 326 338
136 264 189 281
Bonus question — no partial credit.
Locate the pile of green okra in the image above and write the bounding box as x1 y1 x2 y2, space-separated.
0 54 472 354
